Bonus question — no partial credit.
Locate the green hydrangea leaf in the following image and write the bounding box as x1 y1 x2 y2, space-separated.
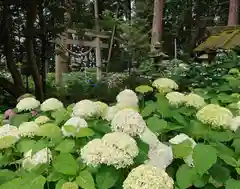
51 108 70 125
176 164 197 189
208 130 234 142
140 102 156 117
76 128 95 138
193 144 217 175
232 139 240 154
55 179 68 189
31 139 49 154
135 85 153 94
0 173 46 189
95 166 121 189
225 179 240 189
63 125 78 133
47 171 65 182
0 114 3 125
218 154 238 167
55 139 75 153
172 139 193 159
9 113 30 127
146 117 168 133
75 170 95 189
209 164 230 182
67 104 75 113
16 139 36 153
0 169 16 185
0 136 19 149
188 120 208 139
53 153 78 175
36 123 62 138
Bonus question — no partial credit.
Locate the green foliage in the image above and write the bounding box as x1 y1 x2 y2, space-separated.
2 70 240 189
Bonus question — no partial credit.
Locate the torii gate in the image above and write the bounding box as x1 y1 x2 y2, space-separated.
55 29 110 85
55 0 110 85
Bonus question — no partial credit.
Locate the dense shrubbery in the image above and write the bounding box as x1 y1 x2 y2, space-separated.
0 71 150 107
0 75 240 188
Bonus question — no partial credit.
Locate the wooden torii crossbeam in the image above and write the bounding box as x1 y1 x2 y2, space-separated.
55 0 110 85
55 29 110 85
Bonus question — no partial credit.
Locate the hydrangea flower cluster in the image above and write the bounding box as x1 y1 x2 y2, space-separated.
72 100 98 118
0 124 20 149
185 93 206 109
152 78 178 93
93 101 108 117
81 132 139 169
22 148 52 170
166 92 185 106
62 117 88 137
41 98 64 112
229 116 240 131
111 109 146 136
18 121 39 137
61 182 78 189
196 104 233 128
169 133 196 166
16 97 40 112
123 164 174 189
34 116 50 125
102 105 121 121
116 89 139 109
146 141 173 169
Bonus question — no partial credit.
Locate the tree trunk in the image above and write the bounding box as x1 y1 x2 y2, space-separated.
3 2 25 94
151 0 164 52
0 77 24 98
25 0 43 101
228 0 239 25
39 0 47 95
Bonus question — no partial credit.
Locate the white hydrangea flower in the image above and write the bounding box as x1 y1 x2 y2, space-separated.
101 145 135 169
123 164 174 189
41 98 64 112
196 104 233 128
0 124 19 138
94 101 108 117
61 182 78 189
102 105 121 121
139 127 159 146
16 97 40 112
62 117 88 137
229 116 240 131
101 132 139 169
72 100 97 118
152 78 178 93
34 116 50 125
185 93 206 109
81 132 139 169
146 141 173 169
116 89 139 108
169 133 196 167
111 109 147 136
0 124 20 149
18 121 39 137
81 139 106 167
166 92 185 106
22 148 52 170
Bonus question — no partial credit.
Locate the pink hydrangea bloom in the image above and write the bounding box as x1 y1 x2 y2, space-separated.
4 109 15 119
31 110 38 116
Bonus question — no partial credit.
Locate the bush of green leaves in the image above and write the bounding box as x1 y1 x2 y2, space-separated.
1 75 240 189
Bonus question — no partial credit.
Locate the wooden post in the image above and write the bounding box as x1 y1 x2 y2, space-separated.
94 0 102 81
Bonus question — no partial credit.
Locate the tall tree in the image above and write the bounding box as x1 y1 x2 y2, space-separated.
25 0 43 101
151 0 164 52
228 0 239 25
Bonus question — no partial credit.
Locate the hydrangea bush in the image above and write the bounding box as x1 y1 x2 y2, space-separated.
0 78 240 189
